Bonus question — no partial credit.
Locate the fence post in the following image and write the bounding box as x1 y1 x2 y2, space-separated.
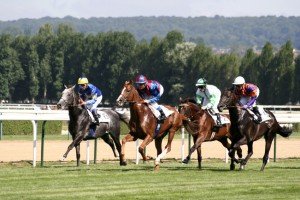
41 121 47 167
0 120 2 140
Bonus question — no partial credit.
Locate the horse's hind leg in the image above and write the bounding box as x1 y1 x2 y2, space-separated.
101 133 117 157
261 133 275 171
109 132 123 166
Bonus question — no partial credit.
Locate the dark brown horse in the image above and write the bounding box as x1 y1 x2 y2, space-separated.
116 80 183 170
179 98 242 170
218 88 293 171
57 86 123 166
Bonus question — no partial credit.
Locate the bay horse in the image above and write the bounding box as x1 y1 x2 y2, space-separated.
116 80 183 170
179 98 242 170
217 88 293 171
57 85 124 166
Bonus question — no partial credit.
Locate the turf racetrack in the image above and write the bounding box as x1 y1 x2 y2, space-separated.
0 159 299 199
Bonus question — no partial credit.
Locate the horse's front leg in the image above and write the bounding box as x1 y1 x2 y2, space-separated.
183 134 205 165
120 133 135 166
138 135 153 162
196 145 202 169
75 144 80 167
60 133 84 162
241 140 254 168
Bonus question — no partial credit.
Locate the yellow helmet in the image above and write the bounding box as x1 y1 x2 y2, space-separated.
78 77 89 84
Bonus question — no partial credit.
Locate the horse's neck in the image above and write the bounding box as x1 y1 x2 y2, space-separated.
129 102 153 122
228 107 240 124
69 106 89 120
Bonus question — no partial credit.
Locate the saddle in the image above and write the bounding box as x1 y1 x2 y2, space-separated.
246 108 271 123
207 109 230 125
87 110 110 123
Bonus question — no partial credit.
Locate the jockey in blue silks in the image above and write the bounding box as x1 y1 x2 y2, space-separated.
77 77 103 140
77 77 102 124
135 74 167 122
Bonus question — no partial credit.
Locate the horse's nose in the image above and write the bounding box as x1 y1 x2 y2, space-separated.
217 105 223 112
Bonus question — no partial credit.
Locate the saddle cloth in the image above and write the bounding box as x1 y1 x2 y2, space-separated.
148 105 174 119
87 110 110 123
247 107 271 123
208 112 231 125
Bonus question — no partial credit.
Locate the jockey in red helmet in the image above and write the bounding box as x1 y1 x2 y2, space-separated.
135 74 166 122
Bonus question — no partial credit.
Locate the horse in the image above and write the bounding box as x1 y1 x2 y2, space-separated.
116 80 183 170
178 98 242 170
57 85 124 166
217 88 293 171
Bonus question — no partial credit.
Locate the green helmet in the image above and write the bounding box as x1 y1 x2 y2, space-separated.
195 78 207 86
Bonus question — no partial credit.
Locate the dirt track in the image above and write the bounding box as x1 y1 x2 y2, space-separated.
0 137 299 162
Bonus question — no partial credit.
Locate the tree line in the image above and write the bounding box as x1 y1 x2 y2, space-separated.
1 16 300 49
0 24 299 106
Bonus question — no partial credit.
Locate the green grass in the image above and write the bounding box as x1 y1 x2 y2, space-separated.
0 159 299 200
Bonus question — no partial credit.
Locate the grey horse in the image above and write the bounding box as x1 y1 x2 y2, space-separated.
57 85 128 166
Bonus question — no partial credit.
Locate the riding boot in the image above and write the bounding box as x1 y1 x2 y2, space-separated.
215 113 222 127
92 110 100 125
252 107 262 123
158 109 167 123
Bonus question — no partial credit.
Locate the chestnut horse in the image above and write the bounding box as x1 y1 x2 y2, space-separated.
179 98 242 170
116 80 183 170
218 88 293 171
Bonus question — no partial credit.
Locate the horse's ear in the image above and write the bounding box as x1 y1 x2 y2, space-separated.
125 80 133 85
179 97 183 103
64 84 67 89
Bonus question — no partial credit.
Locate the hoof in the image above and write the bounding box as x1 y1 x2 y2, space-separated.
120 161 127 166
59 157 66 162
182 158 189 164
230 164 235 171
154 164 160 171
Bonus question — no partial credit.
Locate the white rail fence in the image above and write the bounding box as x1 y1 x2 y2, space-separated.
0 104 299 167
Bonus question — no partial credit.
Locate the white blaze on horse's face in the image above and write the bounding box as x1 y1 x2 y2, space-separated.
116 87 127 106
57 88 73 110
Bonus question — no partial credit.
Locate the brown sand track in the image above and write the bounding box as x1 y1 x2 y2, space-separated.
0 137 299 162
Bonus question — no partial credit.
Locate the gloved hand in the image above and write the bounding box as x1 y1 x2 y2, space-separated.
242 105 248 109
86 100 94 106
142 100 149 104
201 106 207 110
206 103 213 109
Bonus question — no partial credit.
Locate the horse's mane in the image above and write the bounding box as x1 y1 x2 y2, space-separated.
180 97 197 104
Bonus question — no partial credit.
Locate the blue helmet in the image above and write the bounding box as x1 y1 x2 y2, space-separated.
135 75 148 84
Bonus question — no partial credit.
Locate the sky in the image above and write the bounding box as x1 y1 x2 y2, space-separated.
0 0 299 21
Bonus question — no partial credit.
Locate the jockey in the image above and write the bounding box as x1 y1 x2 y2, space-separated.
134 74 167 123
77 77 103 140
232 76 261 123
196 78 222 127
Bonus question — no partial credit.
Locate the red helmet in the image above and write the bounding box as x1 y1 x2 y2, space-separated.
135 75 148 84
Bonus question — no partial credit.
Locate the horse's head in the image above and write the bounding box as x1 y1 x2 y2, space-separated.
57 85 78 110
178 98 201 121
218 88 237 112
116 80 142 106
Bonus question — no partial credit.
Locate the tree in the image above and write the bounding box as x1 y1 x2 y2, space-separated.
0 34 24 101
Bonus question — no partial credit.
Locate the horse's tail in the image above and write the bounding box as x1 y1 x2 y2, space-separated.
267 110 293 138
277 124 293 138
